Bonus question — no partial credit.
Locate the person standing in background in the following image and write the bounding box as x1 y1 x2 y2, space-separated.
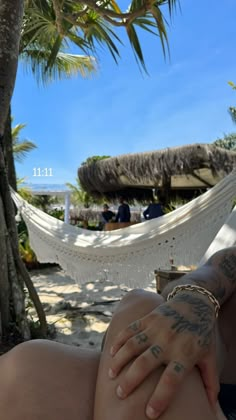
115 196 131 223
101 204 115 224
143 194 164 220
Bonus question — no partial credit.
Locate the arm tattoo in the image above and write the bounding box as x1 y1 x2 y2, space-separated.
219 254 236 282
150 344 163 359
135 332 148 344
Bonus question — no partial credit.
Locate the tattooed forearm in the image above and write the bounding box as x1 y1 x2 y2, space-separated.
162 247 236 304
150 345 163 359
218 253 236 282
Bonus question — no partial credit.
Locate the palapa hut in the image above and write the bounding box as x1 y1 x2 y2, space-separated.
78 144 236 203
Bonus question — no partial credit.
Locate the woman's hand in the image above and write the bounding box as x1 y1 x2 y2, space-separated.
109 291 219 419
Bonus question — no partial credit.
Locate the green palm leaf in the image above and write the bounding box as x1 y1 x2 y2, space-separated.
22 1 97 83
13 139 37 163
22 49 96 83
134 16 158 36
151 5 169 58
126 23 147 72
12 121 37 163
22 0 178 74
12 123 27 140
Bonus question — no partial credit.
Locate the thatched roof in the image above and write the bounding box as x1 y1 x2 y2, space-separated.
78 144 236 201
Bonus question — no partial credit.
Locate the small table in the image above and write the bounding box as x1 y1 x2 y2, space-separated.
154 269 191 293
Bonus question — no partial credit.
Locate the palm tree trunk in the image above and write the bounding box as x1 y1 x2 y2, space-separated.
0 0 47 341
0 194 9 337
3 106 17 190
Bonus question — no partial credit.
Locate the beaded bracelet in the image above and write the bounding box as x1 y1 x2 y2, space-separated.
167 284 220 318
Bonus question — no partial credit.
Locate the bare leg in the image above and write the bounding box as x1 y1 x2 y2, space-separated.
94 289 221 420
0 340 100 420
0 290 228 420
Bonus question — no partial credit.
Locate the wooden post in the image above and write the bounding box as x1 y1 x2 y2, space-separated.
64 192 71 224
162 173 171 206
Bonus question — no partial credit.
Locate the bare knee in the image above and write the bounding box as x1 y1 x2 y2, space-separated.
0 341 45 412
5 339 51 362
116 288 164 315
1 340 50 383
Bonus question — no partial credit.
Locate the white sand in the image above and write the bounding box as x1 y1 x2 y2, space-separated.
30 267 156 350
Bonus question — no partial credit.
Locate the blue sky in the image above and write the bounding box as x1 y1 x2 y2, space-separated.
13 0 236 185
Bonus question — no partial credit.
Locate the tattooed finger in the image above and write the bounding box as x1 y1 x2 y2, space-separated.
146 360 189 419
114 345 165 399
110 318 143 356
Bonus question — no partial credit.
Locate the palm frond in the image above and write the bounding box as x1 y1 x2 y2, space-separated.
134 16 158 36
22 0 178 74
21 49 97 83
12 123 27 140
126 23 147 72
151 4 169 58
22 7 58 48
82 11 121 63
13 139 37 162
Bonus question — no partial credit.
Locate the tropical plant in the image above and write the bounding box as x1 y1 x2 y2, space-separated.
21 0 97 83
0 0 46 342
49 207 65 219
213 132 236 151
68 156 111 206
81 155 110 166
0 0 100 342
0 0 178 342
228 81 236 124
31 194 58 212
23 0 177 75
12 121 37 163
4 0 98 190
66 177 94 207
19 232 37 265
17 177 34 201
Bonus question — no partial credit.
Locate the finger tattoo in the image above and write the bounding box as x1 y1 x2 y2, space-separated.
129 320 141 332
173 361 186 374
135 332 148 344
150 345 163 359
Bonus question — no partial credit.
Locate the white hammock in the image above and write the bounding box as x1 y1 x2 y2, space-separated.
199 205 236 265
12 170 236 287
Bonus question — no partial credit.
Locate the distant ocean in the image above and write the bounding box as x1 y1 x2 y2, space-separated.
21 183 70 192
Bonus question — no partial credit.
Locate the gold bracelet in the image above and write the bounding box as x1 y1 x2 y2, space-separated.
167 284 220 318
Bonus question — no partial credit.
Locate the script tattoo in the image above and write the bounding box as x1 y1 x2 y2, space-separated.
158 294 214 347
150 345 163 359
173 361 185 374
135 333 148 344
129 320 141 332
219 254 236 282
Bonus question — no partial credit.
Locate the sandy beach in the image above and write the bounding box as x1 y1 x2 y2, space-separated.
30 267 156 350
